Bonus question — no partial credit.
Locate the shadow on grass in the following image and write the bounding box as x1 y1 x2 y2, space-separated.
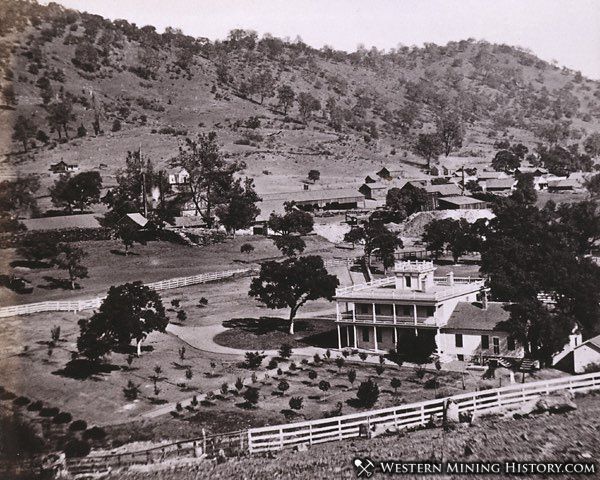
109 249 139 256
53 359 120 380
219 317 337 349
38 276 79 290
10 260 52 269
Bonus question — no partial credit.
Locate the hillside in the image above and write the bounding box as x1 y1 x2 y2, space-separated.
1 0 600 201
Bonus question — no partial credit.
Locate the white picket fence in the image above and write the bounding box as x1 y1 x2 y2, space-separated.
247 371 600 453
0 268 250 318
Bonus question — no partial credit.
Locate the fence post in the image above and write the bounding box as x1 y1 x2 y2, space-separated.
309 424 313 445
247 430 253 454
394 408 399 430
202 428 206 455
420 404 425 425
338 419 343 440
279 428 284 450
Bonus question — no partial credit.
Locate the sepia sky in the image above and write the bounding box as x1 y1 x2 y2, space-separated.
47 0 600 79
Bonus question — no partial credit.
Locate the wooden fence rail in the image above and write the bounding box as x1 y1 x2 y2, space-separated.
247 371 600 453
0 268 250 318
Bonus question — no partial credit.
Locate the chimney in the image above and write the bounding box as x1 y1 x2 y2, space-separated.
446 272 454 287
481 289 488 310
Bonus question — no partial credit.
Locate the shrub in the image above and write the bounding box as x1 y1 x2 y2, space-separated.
243 387 259 406
313 353 322 364
235 377 244 391
390 377 401 394
171 299 181 309
347 369 357 385
318 380 330 392
277 368 283 376
325 349 331 359
51 325 61 343
63 439 91 458
198 297 208 307
335 357 345 371
375 365 385 376
175 402 183 412
583 362 600 374
267 358 278 369
300 358 309 365
289 361 297 371
123 380 141 400
40 407 59 417
83 426 106 441
424 377 440 390
278 379 290 394
176 310 187 322
308 369 317 381
279 343 293 360
359 352 368 361
191 395 199 406
13 396 31 407
220 382 229 395
356 379 379 407
53 412 72 424
27 401 43 411
240 243 254 255
76 124 87 137
69 420 88 431
342 350 350 358
289 396 303 410
244 351 266 369
111 119 121 132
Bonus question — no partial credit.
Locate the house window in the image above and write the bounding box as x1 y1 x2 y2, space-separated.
376 327 382 343
457 354 464 361
359 304 368 314
362 327 370 342
405 276 412 287
426 306 435 317
455 334 463 348
402 305 411 316
374 304 382 315
481 335 489 350
493 337 500 355
507 337 515 351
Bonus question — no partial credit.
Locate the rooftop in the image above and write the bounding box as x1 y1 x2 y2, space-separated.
438 195 487 206
21 214 102 231
335 274 484 302
442 301 510 331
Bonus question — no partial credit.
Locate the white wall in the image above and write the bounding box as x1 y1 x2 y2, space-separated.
573 345 600 373
441 330 524 361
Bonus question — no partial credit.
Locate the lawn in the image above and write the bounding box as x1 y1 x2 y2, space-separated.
213 318 338 350
0 233 346 306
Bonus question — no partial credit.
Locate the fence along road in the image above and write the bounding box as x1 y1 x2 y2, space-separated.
0 268 251 318
247 371 600 453
64 371 600 474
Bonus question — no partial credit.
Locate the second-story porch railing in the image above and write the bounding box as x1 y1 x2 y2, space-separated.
338 313 434 327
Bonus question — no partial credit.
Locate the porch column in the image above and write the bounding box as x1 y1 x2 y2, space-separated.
392 304 397 324
393 327 398 347
353 325 358 348
414 304 418 336
372 303 376 324
337 324 342 350
373 326 378 352
336 302 340 322
352 305 356 323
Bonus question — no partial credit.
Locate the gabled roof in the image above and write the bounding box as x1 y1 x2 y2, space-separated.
423 184 462 196
486 178 515 189
21 214 102 231
361 182 388 191
442 302 511 332
125 213 149 227
548 178 579 188
437 195 487 206
575 334 600 352
477 171 506 180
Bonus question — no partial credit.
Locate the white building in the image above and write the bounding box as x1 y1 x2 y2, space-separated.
334 260 579 365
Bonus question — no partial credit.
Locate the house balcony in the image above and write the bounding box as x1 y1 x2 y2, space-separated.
338 313 437 327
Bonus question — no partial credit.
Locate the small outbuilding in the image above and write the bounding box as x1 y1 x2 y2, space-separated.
437 196 488 210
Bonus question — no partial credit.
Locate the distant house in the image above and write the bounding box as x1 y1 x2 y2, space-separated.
437 196 488 210
547 178 579 192
120 213 149 228
364 175 378 184
376 167 403 180
477 170 507 182
168 168 190 187
20 213 102 232
430 165 456 177
50 161 79 174
572 335 600 373
399 181 462 210
359 182 388 200
482 178 516 194
290 188 366 210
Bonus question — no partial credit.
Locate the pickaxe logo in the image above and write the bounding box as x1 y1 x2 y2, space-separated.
353 458 375 477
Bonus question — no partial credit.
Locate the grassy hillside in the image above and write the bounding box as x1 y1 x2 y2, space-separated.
1 0 600 199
